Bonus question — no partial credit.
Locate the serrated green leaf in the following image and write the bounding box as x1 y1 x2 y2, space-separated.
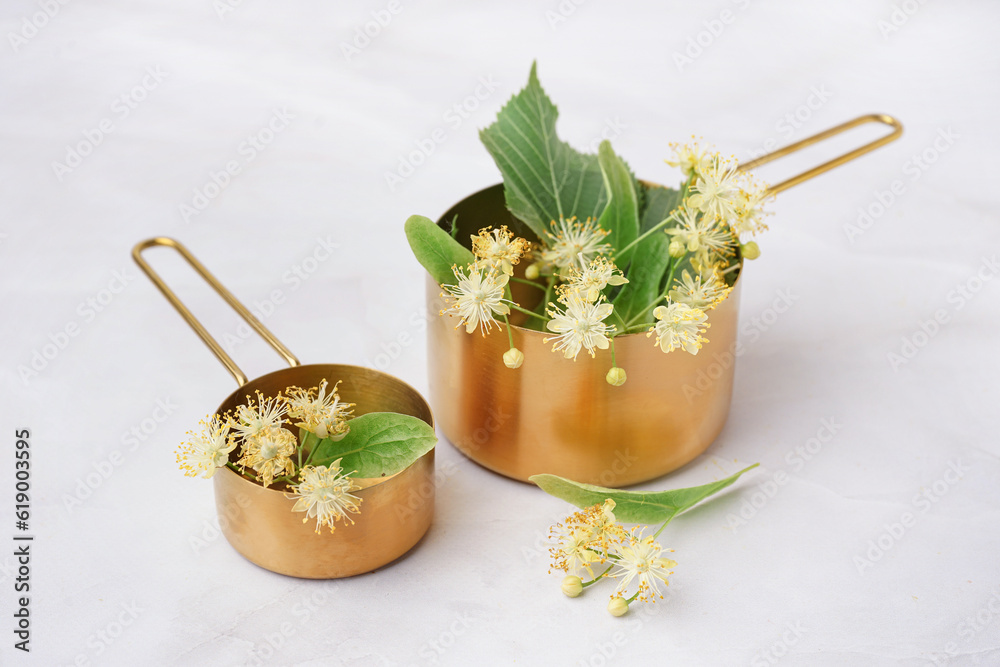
612 183 683 323
404 214 475 285
479 62 616 239
311 412 437 478
596 140 640 266
529 464 758 525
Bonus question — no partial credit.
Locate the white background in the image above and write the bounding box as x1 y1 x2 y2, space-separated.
2 1 999 665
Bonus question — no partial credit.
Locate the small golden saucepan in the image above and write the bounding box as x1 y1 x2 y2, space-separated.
428 114 903 487
133 238 434 578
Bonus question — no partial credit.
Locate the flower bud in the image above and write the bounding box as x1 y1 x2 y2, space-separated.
524 263 541 280
503 347 524 369
605 367 627 387
607 596 629 617
668 240 686 258
561 575 583 598
740 241 761 260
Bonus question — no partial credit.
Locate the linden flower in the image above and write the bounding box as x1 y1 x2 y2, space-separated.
563 256 628 303
471 226 530 276
177 414 236 479
285 380 354 441
649 302 709 355
289 460 361 534
687 155 742 222
541 217 612 273
665 142 711 177
232 391 287 441
668 269 732 310
549 500 623 576
666 205 736 258
441 265 511 335
732 185 772 236
609 529 677 602
238 426 297 487
545 294 616 360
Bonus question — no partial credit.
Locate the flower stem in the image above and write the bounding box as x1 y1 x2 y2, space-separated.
509 303 548 322
652 516 674 539
610 336 617 367
617 216 674 258
625 591 641 604
510 276 547 290
582 564 615 588
502 314 515 348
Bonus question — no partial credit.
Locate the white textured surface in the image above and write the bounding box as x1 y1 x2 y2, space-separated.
2 1 999 665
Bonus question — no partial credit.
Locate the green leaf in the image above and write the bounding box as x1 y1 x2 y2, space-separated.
404 214 475 285
529 463 759 525
311 412 437 478
479 62 616 239
611 183 683 323
596 140 640 266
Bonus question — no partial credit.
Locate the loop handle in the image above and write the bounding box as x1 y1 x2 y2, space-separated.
132 237 299 387
739 113 903 196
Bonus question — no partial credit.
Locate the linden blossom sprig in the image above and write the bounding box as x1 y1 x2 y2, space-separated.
534 464 758 617
176 381 436 535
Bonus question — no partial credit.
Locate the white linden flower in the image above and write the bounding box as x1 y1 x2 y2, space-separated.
609 530 677 602
668 269 731 310
233 391 287 441
238 425 297 487
545 295 616 360
290 460 361 534
550 524 604 578
687 156 741 222
649 302 709 355
732 185 772 236
541 217 612 273
471 226 530 276
665 205 737 267
285 380 354 441
665 142 711 177
441 265 511 335
177 414 236 479
563 256 628 303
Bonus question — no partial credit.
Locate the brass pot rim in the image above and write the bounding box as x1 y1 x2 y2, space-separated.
215 362 435 493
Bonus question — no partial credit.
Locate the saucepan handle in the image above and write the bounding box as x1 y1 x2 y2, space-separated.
132 237 299 387
739 113 903 196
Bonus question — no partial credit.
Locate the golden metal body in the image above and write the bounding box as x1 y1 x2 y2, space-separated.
134 239 434 579
428 115 902 486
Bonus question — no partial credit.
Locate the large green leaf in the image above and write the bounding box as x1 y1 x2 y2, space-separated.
404 214 475 285
596 140 640 266
529 464 758 524
611 183 683 323
479 62 612 239
311 412 437 478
